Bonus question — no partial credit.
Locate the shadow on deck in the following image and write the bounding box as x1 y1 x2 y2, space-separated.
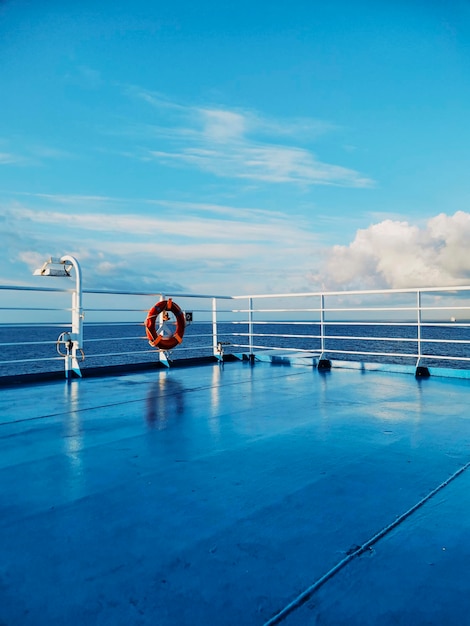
1 360 470 625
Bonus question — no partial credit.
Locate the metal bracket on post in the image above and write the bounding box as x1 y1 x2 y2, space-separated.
156 294 171 367
158 351 171 368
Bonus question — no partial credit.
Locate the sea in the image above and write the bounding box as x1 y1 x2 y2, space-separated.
1 322 470 378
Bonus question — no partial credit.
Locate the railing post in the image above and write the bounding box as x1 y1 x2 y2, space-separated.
320 293 325 356
416 290 422 366
318 292 331 370
248 297 254 358
415 289 430 377
212 297 219 359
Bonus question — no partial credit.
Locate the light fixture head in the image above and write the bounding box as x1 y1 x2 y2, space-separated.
33 258 72 277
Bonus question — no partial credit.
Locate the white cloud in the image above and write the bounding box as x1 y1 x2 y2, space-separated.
9 189 470 296
3 198 319 295
150 143 372 187
10 205 311 244
199 108 247 142
10 192 281 220
314 211 470 290
127 90 373 188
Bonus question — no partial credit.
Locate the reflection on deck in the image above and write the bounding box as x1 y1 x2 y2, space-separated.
1 361 470 625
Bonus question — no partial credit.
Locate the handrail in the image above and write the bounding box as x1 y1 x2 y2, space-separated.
1 281 470 380
233 284 470 298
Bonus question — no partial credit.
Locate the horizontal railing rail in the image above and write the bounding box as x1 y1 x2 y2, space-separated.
1 277 470 379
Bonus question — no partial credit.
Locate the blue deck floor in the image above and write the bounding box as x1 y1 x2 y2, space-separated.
1 360 470 625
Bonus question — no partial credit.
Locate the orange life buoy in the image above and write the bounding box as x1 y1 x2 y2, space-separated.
145 298 186 351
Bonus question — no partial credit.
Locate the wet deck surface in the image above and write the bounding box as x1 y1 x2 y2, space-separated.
1 360 470 625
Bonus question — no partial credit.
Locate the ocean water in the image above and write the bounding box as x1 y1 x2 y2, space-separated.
1 322 470 378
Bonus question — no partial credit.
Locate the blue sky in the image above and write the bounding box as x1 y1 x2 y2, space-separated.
1 0 470 295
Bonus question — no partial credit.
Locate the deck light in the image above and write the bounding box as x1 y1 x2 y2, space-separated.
33 255 83 379
33 257 73 277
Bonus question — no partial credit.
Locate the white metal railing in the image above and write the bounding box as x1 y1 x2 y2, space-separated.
1 276 470 380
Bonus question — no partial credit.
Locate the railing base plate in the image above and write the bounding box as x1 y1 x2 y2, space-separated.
415 366 431 378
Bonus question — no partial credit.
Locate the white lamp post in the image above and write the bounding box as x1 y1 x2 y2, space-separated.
33 255 84 378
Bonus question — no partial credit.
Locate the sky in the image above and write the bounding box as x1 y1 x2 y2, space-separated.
1 0 470 296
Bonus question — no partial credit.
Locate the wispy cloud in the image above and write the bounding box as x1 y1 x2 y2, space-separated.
4 191 286 222
29 145 74 160
126 89 373 188
150 144 371 187
2 197 320 294
0 145 73 167
0 151 24 165
12 206 308 242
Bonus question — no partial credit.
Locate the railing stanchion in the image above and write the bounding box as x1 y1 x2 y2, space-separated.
417 290 422 366
248 297 254 359
415 290 430 377
318 292 331 369
212 297 219 359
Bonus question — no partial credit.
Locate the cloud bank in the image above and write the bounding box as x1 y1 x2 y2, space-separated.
3 191 470 295
314 211 470 290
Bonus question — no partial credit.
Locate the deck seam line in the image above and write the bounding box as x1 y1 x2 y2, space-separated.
264 458 470 625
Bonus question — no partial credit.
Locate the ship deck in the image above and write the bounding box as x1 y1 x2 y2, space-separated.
1 360 470 625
